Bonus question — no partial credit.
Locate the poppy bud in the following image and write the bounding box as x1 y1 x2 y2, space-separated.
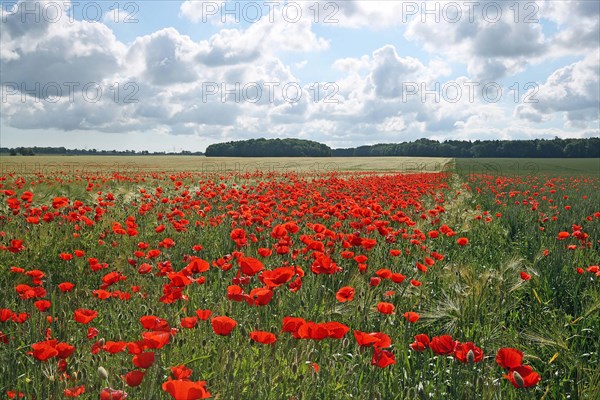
342 337 350 348
513 370 524 388
467 349 475 364
98 366 109 380
98 338 105 346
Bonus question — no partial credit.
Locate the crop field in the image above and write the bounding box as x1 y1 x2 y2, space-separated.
0 156 453 175
0 156 598 399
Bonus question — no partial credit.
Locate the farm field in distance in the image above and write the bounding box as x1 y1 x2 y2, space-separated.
2 155 598 176
0 155 452 174
0 155 598 399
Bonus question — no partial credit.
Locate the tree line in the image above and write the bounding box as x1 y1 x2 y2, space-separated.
205 138 332 157
2 137 598 158
0 147 204 156
331 138 599 158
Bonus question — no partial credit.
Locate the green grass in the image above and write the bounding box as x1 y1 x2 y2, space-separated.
454 158 600 177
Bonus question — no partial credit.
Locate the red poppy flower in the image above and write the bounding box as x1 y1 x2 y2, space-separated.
99 388 128 400
496 348 523 370
430 335 457 355
12 311 28 324
181 317 198 329
93 290 112 300
132 352 155 369
410 333 430 351
64 385 86 397
58 282 75 292
503 365 541 388
282 316 306 334
369 277 381 287
416 262 428 273
0 309 12 322
456 237 469 246
377 302 395 315
557 231 570 240
310 362 320 373
391 273 406 284
250 330 277 344
34 300 51 312
171 365 193 380
52 197 69 208
354 330 392 348
353 330 380 347
375 269 392 279
6 391 24 399
59 253 73 261
7 240 25 253
30 340 58 361
185 258 210 273
403 311 420 323
195 309 212 321
261 267 295 288
147 249 161 259
124 370 145 387
246 288 274 306
520 271 531 280
103 341 127 354
288 276 302 292
296 322 329 340
454 342 484 363
158 283 186 304
371 348 396 368
323 322 350 339
141 331 171 349
56 342 75 359
211 316 237 336
73 309 98 324
335 286 355 302
257 248 272 257
138 263 152 274
162 379 211 400
238 257 264 276
87 327 99 339
140 315 170 331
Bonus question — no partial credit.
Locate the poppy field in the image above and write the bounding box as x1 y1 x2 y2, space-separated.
0 158 598 399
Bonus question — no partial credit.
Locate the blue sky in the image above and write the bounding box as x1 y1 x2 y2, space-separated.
1 0 598 152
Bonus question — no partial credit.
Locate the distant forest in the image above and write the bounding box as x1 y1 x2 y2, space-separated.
205 137 599 158
0 147 204 156
332 137 600 158
1 137 598 158
205 138 332 157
